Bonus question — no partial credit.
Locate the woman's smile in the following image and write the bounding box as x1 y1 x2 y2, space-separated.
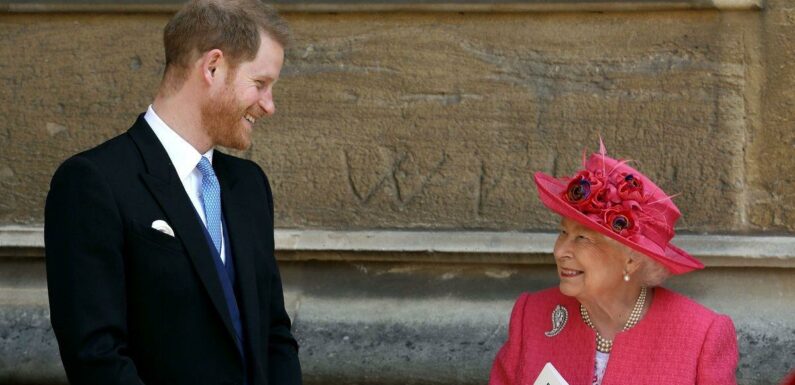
559 268 584 278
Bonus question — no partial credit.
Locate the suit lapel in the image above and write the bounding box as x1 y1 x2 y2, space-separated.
214 152 263 364
126 116 239 346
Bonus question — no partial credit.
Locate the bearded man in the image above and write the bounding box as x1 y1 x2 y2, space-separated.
44 1 301 384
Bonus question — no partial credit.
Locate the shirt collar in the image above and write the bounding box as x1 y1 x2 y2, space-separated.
144 105 214 179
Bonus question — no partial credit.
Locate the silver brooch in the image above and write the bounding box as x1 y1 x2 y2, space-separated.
544 305 568 337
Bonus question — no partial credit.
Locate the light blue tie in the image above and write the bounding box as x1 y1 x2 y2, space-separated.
196 156 222 254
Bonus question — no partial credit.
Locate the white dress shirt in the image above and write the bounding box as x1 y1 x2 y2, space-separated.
145 105 226 263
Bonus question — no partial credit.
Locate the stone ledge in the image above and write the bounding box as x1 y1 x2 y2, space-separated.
0 0 762 13
2 226 795 267
0 226 43 248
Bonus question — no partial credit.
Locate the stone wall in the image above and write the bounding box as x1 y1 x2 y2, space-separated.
2 7 793 233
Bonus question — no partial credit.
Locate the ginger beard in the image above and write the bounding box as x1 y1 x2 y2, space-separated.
200 70 253 151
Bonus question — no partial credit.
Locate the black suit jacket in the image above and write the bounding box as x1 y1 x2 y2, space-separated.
44 115 302 385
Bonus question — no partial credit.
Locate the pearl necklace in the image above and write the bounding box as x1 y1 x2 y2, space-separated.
580 286 648 353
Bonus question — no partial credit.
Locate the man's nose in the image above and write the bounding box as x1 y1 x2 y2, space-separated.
259 90 275 116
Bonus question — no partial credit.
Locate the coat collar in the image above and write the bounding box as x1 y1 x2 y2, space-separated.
143 105 211 182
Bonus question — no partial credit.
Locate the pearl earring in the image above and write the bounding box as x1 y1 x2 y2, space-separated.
623 271 630 282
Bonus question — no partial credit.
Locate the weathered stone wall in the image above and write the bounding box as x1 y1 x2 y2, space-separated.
0 7 792 233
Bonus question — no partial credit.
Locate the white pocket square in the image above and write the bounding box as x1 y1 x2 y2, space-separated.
150 219 175 237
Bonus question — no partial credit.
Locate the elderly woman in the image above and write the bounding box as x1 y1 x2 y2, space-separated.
489 142 738 385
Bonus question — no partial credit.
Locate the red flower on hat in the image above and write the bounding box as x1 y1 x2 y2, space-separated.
603 206 638 237
616 173 647 203
591 184 621 211
563 170 607 212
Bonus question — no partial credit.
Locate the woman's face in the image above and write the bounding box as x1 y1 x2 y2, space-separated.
553 218 630 302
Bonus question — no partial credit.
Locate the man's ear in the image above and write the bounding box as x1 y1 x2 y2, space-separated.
199 49 225 85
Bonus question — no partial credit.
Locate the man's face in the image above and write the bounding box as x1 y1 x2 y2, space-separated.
201 32 284 150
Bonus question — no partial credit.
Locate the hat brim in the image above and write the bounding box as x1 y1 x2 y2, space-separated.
534 172 704 275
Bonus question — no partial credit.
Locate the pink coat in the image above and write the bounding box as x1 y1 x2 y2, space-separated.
489 287 738 385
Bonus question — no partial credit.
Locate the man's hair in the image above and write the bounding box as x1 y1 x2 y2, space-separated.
162 0 290 88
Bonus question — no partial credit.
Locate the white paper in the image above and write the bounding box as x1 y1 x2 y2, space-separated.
532 362 570 385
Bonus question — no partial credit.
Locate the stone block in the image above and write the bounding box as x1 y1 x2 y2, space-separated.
747 0 795 233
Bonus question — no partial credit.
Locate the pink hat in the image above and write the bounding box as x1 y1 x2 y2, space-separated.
533 141 704 274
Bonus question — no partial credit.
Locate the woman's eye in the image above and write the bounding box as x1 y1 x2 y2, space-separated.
576 235 589 241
